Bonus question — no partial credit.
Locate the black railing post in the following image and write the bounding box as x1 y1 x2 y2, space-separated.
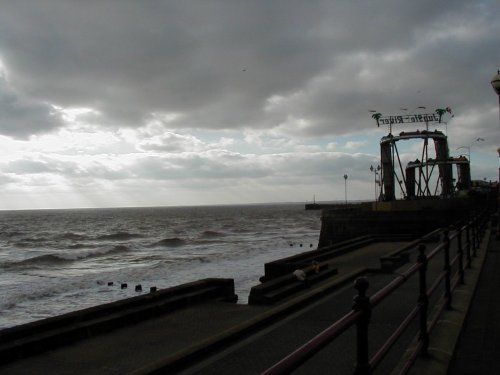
479 212 486 236
466 222 472 268
472 217 478 257
478 213 486 245
353 277 371 375
457 225 464 285
443 229 452 309
417 244 429 356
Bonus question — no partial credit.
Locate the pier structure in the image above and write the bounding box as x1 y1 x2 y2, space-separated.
317 108 497 247
377 109 469 202
380 130 468 201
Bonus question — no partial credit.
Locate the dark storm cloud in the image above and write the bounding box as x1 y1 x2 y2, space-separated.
0 1 498 138
0 76 63 138
0 1 329 133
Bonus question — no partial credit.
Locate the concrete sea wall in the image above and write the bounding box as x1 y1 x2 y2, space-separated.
318 198 478 248
0 278 237 364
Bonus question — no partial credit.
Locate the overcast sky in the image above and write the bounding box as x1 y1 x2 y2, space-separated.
0 1 498 209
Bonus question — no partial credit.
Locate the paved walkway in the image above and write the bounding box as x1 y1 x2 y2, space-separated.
448 231 500 374
399 226 493 375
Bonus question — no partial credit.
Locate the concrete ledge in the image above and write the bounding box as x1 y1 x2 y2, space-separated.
0 278 237 364
380 229 441 271
262 234 415 281
262 235 373 280
249 265 338 305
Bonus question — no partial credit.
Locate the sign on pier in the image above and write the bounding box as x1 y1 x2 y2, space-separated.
378 113 440 126
371 108 452 127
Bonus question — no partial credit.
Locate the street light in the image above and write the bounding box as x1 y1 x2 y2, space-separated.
491 70 500 122
343 174 348 205
491 70 500 238
370 165 381 202
491 70 500 184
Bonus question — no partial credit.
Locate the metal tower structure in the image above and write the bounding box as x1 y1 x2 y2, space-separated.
373 109 471 201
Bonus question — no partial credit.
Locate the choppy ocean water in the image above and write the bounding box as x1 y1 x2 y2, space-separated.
0 204 321 329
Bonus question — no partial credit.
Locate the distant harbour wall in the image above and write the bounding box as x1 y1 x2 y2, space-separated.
318 198 482 248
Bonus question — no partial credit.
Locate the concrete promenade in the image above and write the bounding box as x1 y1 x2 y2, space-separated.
392 225 492 375
0 228 493 374
444 229 500 374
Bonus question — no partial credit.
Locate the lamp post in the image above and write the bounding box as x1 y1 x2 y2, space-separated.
492 70 500 124
343 174 348 205
370 165 381 202
491 70 500 239
492 70 500 183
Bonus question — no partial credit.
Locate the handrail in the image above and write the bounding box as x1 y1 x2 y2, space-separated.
261 310 361 375
261 211 489 375
369 304 420 368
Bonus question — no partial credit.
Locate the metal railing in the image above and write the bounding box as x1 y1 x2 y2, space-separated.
261 212 488 375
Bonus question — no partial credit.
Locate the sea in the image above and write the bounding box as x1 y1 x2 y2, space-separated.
0 203 321 329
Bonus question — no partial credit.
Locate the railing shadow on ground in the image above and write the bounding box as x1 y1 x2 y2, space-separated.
261 212 489 375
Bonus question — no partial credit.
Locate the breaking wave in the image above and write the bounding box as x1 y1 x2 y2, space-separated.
0 245 130 269
96 232 143 241
58 232 89 241
200 230 225 238
153 238 186 247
